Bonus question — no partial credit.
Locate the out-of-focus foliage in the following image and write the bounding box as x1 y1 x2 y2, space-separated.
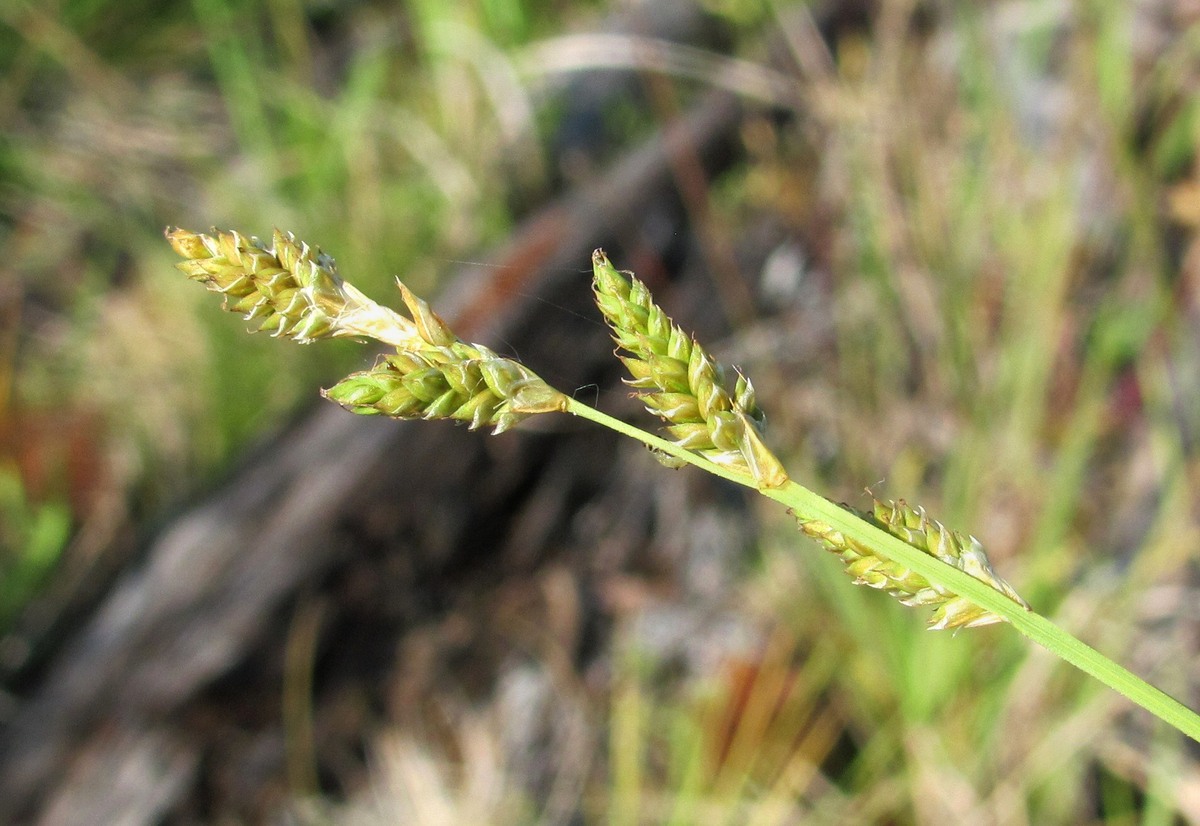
6 0 1200 823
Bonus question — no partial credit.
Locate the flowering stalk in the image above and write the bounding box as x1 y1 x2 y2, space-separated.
588 250 1028 630
167 228 1200 740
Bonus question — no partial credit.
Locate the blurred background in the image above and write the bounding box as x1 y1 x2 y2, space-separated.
3 0 1200 822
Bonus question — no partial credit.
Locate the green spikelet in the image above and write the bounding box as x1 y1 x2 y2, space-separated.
322 279 567 433
795 498 1030 631
591 249 788 489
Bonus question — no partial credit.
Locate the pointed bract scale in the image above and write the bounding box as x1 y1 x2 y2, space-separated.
642 392 701 422
665 422 713 450
646 356 691 394
398 282 456 347
508 380 570 415
733 416 788 489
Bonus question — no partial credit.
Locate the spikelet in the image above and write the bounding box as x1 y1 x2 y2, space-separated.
322 283 567 433
166 227 418 346
591 249 788 489
795 498 1030 631
168 227 568 433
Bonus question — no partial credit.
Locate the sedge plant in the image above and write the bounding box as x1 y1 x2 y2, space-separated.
167 226 1200 742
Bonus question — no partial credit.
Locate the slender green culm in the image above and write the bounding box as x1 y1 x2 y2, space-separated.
167 228 1200 742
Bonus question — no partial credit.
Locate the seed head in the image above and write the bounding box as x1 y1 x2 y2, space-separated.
795 498 1030 631
323 340 566 434
166 227 419 347
591 249 788 489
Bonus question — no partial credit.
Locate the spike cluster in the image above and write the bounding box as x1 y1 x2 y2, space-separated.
795 498 1029 630
167 227 567 433
168 232 1027 629
591 249 788 489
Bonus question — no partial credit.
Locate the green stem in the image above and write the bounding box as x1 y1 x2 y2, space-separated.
565 396 1200 743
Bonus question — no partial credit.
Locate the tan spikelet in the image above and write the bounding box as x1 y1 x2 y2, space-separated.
166 227 419 347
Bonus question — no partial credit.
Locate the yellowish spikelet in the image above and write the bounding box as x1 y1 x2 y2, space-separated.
795 498 1029 631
